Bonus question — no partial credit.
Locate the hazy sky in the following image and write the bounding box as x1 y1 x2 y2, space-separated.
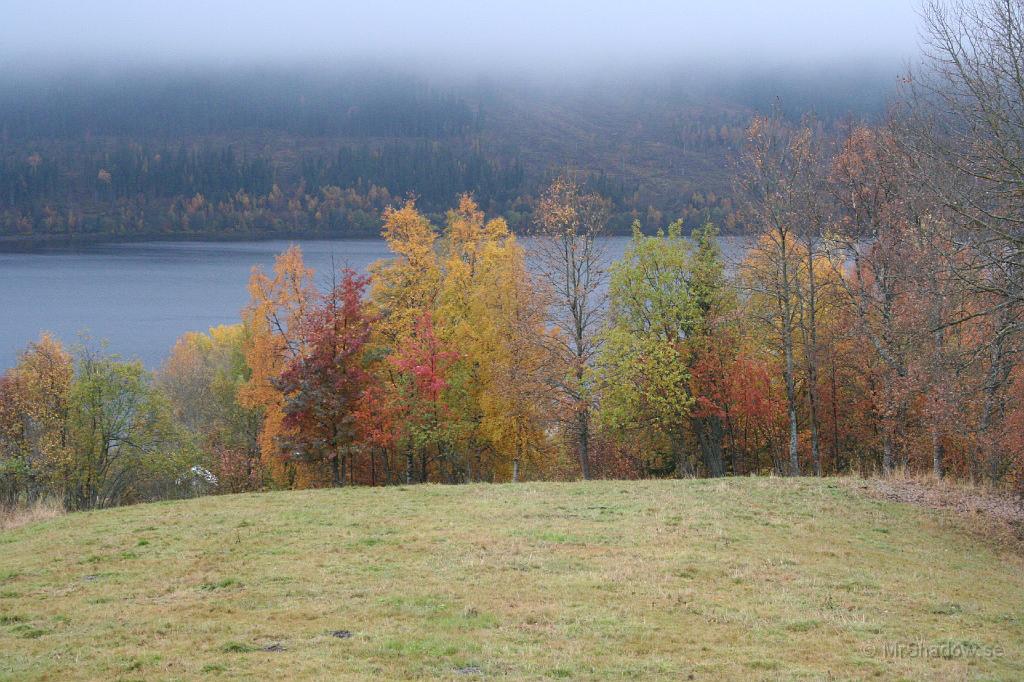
2 1 922 72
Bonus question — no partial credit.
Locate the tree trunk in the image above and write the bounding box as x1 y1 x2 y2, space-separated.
576 407 591 480
931 423 944 479
882 433 895 475
978 327 1009 482
807 383 821 475
830 356 841 473
381 448 392 485
882 408 903 475
781 248 801 477
805 245 822 476
784 336 800 476
693 416 725 477
673 437 695 478
722 406 738 475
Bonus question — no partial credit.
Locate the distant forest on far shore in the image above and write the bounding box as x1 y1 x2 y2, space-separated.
0 63 895 244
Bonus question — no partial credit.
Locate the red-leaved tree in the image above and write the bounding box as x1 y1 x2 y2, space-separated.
276 269 374 486
389 312 461 483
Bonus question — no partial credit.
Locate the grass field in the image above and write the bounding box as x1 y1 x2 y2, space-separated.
1 478 1022 680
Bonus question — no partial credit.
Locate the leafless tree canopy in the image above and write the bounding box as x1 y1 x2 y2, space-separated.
905 1 1024 304
530 176 610 479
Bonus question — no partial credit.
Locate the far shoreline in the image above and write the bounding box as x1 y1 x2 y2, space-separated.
0 229 382 254
0 225 755 254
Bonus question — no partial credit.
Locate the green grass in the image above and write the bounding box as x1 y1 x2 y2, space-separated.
0 478 1021 680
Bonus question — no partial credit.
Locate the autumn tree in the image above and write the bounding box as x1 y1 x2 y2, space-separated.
389 312 461 483
469 239 551 481
369 199 441 348
738 114 809 476
3 337 201 509
901 0 1024 481
362 195 551 483
352 380 402 485
364 200 444 482
788 120 834 475
689 331 786 475
906 0 1024 299
686 222 736 475
160 324 262 490
64 345 186 510
437 195 551 481
239 245 317 487
531 176 609 479
275 270 374 486
828 126 929 474
0 334 72 507
598 220 698 475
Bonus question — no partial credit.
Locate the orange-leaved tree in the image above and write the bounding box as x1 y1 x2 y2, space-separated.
239 245 317 487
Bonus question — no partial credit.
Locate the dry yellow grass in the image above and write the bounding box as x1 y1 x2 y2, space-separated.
0 499 63 532
1 478 1022 680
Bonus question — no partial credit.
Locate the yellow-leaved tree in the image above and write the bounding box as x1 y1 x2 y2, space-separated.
160 324 263 491
369 199 442 348
0 333 73 505
239 245 317 488
367 195 551 482
365 200 444 482
438 195 551 481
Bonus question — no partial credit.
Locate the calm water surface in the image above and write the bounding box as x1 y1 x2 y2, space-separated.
1 236 749 370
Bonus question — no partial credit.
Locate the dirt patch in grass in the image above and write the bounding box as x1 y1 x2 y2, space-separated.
850 475 1024 549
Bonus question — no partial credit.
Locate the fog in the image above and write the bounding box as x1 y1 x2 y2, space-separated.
3 0 921 75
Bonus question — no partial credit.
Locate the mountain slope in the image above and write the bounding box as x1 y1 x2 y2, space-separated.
1 479 1021 680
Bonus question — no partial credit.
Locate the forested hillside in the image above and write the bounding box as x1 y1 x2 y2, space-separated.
0 64 895 243
7 0 1024 510
6 0 1024 504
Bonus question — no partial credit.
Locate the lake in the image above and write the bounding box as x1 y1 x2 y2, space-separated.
0 236 750 370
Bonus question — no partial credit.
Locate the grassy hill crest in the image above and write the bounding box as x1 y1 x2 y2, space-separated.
1 478 1022 680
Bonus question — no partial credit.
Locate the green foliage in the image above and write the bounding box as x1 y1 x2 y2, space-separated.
689 221 731 326
598 329 693 437
2 335 196 511
0 334 73 507
608 220 700 340
598 221 729 473
160 324 260 457
598 221 698 462
62 346 191 510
